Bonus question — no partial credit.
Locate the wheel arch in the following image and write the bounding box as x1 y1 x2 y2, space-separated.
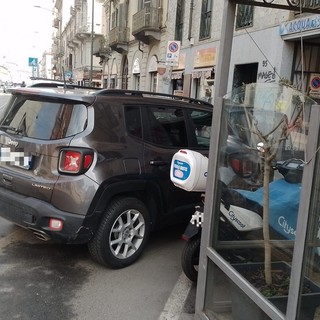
83 178 164 237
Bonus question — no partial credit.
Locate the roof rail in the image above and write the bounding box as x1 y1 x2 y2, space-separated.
94 89 212 106
29 82 100 90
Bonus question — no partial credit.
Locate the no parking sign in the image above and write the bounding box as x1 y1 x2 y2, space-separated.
166 41 180 66
310 74 320 96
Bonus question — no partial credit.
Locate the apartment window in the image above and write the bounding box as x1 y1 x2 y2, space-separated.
111 7 118 29
122 57 128 89
236 5 254 29
199 0 212 40
138 0 152 10
68 53 73 69
175 0 184 42
134 74 140 90
150 72 157 92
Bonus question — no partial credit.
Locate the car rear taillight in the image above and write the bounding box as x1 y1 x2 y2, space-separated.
230 155 253 178
58 148 94 174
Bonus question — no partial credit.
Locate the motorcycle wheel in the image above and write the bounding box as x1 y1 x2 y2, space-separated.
181 235 201 283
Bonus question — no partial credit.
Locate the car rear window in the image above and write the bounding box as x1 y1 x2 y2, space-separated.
0 98 87 140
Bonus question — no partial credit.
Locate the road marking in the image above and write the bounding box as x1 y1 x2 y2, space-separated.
158 272 193 320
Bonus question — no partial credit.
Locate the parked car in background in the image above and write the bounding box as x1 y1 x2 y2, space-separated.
1 83 7 93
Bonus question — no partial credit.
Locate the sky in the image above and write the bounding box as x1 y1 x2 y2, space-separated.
0 0 60 70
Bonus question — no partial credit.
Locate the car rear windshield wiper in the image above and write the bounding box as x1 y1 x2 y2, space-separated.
0 125 23 134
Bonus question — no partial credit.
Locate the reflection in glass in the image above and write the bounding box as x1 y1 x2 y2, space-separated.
206 83 319 319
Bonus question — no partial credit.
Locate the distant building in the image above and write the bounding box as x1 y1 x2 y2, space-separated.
0 65 11 84
39 51 53 79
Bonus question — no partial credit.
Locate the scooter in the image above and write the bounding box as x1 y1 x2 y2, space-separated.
170 149 305 282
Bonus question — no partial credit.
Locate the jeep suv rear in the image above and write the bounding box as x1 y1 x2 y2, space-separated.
0 86 215 268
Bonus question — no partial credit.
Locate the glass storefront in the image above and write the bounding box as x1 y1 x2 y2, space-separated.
197 83 320 320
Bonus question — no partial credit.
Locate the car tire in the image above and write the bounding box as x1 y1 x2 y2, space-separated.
88 197 150 268
181 235 201 283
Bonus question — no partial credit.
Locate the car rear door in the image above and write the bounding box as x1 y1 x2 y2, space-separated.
141 101 212 219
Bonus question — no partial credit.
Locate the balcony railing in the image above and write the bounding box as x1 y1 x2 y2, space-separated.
109 26 129 46
132 6 162 35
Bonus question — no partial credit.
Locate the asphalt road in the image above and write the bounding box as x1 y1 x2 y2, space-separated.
0 218 196 320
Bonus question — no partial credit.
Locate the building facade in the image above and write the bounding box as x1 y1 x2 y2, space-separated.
51 0 320 101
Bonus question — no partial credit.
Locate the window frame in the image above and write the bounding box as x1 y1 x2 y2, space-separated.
175 0 185 42
199 0 213 40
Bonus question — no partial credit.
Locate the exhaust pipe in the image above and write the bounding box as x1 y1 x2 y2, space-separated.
28 228 51 241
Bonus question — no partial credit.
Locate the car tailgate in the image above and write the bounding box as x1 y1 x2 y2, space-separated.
0 133 70 202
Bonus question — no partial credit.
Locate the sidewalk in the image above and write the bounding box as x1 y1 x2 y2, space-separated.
158 273 196 320
178 283 196 320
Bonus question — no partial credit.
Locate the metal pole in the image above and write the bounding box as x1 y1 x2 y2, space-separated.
90 0 94 86
195 0 236 317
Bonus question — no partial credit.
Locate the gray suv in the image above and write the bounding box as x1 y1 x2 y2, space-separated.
0 85 213 268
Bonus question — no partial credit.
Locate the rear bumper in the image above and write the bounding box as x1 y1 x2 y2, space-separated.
0 186 93 243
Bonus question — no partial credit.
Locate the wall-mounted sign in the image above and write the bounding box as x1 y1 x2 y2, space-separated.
279 14 320 36
28 57 38 67
166 41 181 67
309 73 320 97
194 48 216 68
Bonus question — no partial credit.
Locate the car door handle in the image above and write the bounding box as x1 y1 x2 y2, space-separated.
149 160 169 166
3 174 13 185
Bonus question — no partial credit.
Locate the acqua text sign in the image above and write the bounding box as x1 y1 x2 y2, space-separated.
166 41 180 66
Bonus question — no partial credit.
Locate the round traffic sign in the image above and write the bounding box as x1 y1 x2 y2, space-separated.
168 41 179 53
311 76 320 90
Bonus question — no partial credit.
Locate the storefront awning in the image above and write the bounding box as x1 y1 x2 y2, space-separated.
191 67 214 79
171 71 184 79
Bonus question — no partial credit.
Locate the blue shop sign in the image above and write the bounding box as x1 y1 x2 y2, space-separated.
279 14 320 36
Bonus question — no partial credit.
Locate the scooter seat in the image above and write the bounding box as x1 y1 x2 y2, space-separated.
235 179 301 240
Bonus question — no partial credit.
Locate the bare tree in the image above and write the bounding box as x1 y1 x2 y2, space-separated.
247 91 304 285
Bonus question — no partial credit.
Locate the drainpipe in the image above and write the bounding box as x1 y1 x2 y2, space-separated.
138 41 143 53
188 0 194 42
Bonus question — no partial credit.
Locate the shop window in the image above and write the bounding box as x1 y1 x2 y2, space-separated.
172 78 184 95
232 63 258 100
199 0 213 40
194 77 213 103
